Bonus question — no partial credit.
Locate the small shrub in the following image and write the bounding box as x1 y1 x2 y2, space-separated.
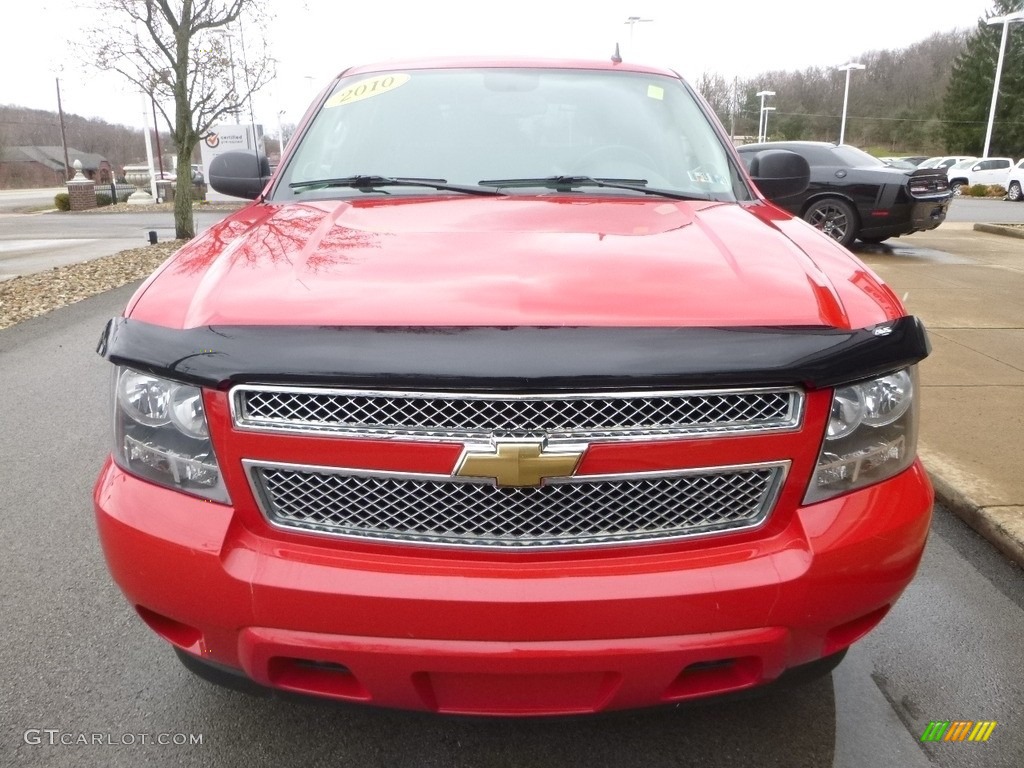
54 192 70 211
95 193 113 207
989 185 1007 197
968 184 989 197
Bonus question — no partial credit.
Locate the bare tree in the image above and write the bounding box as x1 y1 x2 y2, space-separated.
693 72 735 132
84 0 275 238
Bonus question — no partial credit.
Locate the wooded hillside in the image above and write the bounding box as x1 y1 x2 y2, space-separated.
0 105 153 172
698 0 1024 156
697 30 971 152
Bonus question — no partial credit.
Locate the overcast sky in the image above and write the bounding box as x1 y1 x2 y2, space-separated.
3 0 997 136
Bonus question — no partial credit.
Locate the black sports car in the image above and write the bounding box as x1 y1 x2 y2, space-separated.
737 141 951 247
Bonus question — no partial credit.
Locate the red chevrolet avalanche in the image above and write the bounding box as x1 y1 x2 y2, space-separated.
94 57 933 716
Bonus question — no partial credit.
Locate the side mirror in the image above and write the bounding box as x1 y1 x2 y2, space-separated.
208 151 272 200
747 149 810 200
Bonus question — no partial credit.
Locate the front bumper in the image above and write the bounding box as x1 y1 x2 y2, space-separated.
94 458 932 715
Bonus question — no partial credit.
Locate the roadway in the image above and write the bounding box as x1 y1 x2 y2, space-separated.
0 209 228 280
0 187 66 213
943 198 1024 223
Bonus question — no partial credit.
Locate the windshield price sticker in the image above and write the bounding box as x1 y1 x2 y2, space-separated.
326 74 411 108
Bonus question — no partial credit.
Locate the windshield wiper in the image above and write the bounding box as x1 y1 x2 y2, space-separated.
478 175 714 202
289 175 505 196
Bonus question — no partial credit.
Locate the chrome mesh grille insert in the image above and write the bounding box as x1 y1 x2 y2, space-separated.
233 387 801 441
247 462 786 548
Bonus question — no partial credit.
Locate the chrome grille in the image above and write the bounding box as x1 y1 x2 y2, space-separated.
246 461 787 549
232 386 801 441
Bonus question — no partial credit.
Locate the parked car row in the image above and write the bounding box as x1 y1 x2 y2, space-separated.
740 144 1024 241
917 155 976 170
737 141 951 246
879 157 919 169
883 155 929 166
902 155 1024 198
945 157 1015 195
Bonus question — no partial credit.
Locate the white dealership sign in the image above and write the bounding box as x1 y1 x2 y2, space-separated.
199 124 265 202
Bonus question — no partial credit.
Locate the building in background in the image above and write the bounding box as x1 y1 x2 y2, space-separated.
0 146 112 188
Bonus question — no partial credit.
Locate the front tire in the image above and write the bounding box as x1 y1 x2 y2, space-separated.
1008 181 1022 202
950 180 967 196
804 198 858 247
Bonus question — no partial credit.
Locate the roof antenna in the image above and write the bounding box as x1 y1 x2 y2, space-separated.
611 43 622 64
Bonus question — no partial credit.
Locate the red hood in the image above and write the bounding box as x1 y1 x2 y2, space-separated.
127 196 902 330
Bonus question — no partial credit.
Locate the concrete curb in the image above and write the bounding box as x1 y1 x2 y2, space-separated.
973 222 1024 238
928 471 1024 569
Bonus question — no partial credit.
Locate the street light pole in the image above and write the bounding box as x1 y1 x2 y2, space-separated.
762 106 776 142
54 78 71 183
756 90 775 142
277 109 287 160
624 16 653 49
838 62 865 145
139 90 157 199
983 12 1024 158
213 28 240 121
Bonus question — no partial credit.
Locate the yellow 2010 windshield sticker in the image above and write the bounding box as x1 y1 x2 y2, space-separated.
326 73 411 108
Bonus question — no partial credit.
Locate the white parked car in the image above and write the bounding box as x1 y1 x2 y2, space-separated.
1006 158 1024 201
947 157 1015 195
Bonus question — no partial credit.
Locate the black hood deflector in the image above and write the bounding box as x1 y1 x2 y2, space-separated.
97 316 930 392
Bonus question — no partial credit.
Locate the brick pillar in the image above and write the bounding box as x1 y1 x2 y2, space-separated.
67 159 96 211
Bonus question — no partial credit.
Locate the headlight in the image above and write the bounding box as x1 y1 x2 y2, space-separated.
117 370 172 426
805 367 919 504
112 367 229 503
168 385 210 439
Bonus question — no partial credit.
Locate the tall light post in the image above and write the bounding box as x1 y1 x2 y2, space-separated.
983 11 1024 158
132 21 157 199
762 106 776 142
624 16 653 50
277 109 287 160
213 28 241 121
54 78 71 183
756 90 774 142
838 62 865 145
139 90 158 199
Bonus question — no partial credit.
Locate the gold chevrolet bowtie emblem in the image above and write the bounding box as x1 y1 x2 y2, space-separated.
455 441 584 487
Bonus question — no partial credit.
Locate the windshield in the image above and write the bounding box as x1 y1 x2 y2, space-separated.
274 67 743 202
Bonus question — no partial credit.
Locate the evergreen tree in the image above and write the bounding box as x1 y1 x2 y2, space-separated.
942 0 1024 156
